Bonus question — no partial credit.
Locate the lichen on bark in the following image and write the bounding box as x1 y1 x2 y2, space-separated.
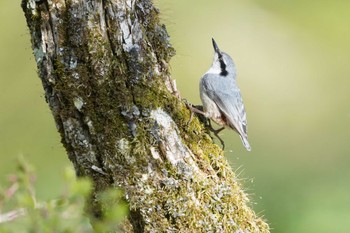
22 0 270 232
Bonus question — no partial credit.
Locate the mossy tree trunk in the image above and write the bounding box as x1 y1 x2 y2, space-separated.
21 0 269 232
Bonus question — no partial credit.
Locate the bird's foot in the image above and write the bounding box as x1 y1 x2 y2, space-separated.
183 99 207 126
206 124 225 149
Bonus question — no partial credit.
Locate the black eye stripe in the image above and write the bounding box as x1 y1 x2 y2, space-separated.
219 58 228 76
219 59 226 70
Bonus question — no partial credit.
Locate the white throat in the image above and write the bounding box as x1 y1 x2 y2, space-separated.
205 63 221 75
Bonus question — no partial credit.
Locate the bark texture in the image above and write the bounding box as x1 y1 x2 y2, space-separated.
22 0 270 232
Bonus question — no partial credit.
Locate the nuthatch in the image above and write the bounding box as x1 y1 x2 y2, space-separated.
190 38 251 151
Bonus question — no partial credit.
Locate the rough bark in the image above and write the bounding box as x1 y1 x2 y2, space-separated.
21 0 269 232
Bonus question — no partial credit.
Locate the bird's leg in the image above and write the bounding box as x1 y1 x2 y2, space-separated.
184 99 225 149
206 120 225 149
207 120 224 134
183 100 208 125
188 105 207 116
215 133 225 150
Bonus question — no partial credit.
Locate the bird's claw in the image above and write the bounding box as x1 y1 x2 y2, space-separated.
183 99 195 125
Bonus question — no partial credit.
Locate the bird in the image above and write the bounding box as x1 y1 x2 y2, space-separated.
190 38 251 151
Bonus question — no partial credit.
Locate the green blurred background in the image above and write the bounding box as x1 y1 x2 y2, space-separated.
1 0 350 232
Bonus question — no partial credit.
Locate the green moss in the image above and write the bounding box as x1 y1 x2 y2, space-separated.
128 70 269 231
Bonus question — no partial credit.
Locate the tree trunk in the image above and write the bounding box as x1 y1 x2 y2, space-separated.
21 0 269 232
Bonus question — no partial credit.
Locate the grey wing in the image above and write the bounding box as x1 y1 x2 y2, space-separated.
213 89 251 151
202 76 248 136
213 89 248 137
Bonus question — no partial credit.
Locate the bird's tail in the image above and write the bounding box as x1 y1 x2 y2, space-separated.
240 135 251 151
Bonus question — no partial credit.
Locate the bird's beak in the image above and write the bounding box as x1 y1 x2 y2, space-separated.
212 38 221 54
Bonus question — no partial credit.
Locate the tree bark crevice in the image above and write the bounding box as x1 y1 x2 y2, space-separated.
22 0 270 232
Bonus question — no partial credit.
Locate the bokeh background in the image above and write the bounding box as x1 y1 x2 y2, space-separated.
1 0 350 232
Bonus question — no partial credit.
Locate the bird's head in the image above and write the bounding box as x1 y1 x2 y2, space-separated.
208 38 236 78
